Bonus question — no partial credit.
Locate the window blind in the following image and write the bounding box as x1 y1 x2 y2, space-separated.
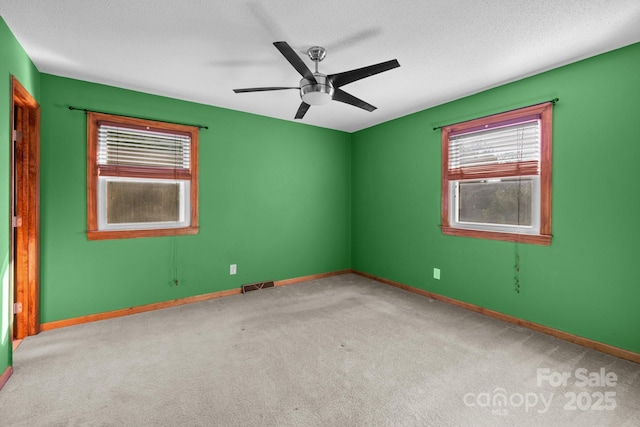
97 124 191 170
447 120 540 180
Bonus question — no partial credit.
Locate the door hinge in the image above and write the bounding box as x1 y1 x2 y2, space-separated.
13 130 23 142
13 302 23 315
12 216 23 228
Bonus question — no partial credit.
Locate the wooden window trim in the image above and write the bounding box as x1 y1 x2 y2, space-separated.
87 112 199 240
441 102 553 245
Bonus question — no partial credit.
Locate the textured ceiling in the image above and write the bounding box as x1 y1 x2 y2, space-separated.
2 0 640 132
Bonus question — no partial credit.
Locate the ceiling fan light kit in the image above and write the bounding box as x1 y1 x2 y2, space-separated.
300 74 334 106
233 41 400 119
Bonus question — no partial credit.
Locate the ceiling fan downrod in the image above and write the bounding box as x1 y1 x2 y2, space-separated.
307 46 326 73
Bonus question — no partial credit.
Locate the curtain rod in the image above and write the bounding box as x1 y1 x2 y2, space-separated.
68 106 209 130
432 98 558 131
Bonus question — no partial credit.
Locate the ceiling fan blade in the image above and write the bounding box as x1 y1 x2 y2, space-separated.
332 89 376 112
295 102 311 119
328 59 400 88
273 41 317 83
233 87 299 93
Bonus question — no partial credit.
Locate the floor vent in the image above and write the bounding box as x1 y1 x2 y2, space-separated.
242 281 275 293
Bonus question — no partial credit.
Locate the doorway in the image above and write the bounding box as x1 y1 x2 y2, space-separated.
10 76 40 344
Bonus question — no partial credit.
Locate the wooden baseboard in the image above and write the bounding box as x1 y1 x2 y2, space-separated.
275 269 352 287
41 269 352 332
0 366 13 391
353 270 640 364
41 288 242 332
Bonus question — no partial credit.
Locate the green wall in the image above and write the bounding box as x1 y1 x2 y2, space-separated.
39 75 351 322
0 17 40 373
352 42 640 353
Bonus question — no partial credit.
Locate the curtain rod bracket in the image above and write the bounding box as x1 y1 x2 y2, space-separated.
68 106 209 130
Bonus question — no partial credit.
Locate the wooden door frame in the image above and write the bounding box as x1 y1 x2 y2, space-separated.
10 75 40 340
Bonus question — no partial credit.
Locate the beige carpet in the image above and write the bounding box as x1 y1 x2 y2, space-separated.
1 273 639 426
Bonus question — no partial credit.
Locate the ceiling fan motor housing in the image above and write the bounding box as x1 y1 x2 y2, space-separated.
300 74 334 106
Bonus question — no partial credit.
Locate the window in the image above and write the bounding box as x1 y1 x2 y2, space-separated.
441 102 553 245
87 112 199 240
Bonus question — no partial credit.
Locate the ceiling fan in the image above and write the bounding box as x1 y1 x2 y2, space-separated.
233 41 400 119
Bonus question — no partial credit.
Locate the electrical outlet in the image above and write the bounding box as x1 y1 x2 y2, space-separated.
433 268 440 280
230 264 237 275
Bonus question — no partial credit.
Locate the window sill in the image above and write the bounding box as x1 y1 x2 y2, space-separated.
87 226 199 241
441 226 551 246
